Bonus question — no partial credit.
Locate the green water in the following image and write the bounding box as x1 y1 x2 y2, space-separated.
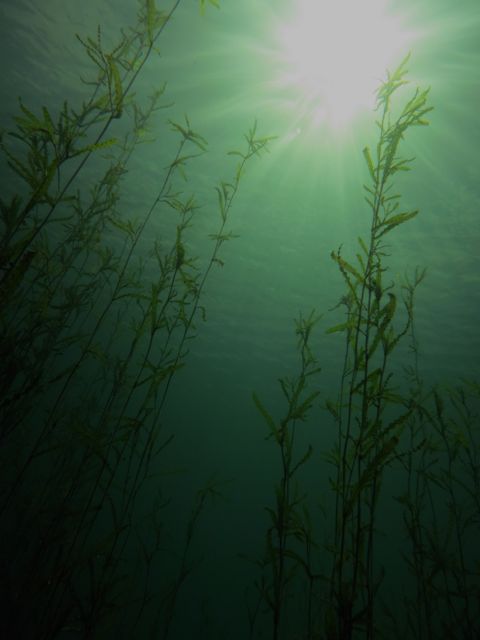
0 1 479 638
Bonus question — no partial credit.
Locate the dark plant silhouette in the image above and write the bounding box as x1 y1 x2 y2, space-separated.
0 2 273 637
249 54 474 640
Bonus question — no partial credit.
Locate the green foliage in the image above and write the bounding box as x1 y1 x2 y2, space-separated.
249 55 479 640
323 54 433 640
252 311 321 639
0 2 272 638
199 0 220 16
395 381 480 640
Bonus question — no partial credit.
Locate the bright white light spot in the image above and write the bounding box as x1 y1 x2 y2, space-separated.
274 0 417 132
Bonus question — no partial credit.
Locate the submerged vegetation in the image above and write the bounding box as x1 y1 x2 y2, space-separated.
251 54 480 640
0 1 273 637
0 1 479 639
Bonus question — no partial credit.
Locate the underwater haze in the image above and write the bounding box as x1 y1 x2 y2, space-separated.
1 0 480 638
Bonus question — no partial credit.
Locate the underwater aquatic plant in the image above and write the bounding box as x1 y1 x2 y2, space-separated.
0 1 277 637
252 53 434 640
323 52 432 640
252 310 321 640
396 380 480 640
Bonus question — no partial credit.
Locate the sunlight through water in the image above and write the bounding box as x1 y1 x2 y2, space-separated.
272 0 419 133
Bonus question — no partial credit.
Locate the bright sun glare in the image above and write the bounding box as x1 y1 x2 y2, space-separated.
274 0 417 132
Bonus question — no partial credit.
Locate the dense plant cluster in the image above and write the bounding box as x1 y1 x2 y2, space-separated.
0 2 272 637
